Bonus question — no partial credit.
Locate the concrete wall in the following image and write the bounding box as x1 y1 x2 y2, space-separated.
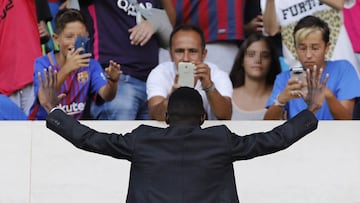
1 120 360 203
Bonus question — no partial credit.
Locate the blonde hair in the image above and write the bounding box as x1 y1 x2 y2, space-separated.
293 16 330 46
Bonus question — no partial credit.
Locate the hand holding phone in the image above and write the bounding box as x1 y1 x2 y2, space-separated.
74 36 90 54
178 62 195 87
291 67 308 96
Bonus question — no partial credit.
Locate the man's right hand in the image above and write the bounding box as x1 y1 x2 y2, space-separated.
305 65 329 113
37 67 65 113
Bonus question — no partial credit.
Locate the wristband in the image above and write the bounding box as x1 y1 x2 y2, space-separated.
273 95 286 107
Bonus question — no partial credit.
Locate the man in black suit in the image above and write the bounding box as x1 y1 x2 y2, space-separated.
38 66 327 203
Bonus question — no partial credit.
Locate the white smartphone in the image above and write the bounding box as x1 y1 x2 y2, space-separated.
291 67 307 95
178 62 195 87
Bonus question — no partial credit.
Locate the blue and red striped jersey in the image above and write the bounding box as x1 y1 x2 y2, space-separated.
172 0 245 42
28 51 107 120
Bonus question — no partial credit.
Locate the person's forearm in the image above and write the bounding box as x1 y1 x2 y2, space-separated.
206 90 232 120
320 0 344 10
98 81 118 101
263 0 280 36
56 68 71 90
149 99 168 121
160 0 176 26
326 94 353 119
46 109 133 160
263 106 285 120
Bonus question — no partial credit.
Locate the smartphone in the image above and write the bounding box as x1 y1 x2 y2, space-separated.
291 67 307 95
74 36 90 54
178 62 195 87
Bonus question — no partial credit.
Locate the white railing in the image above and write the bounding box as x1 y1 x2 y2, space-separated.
1 120 359 203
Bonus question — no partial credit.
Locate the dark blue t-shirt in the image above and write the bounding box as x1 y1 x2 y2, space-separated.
81 0 161 81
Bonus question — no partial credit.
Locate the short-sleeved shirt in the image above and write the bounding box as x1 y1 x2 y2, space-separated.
147 61 233 120
28 51 107 120
266 60 360 120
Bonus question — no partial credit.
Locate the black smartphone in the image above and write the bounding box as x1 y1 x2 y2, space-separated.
74 36 90 54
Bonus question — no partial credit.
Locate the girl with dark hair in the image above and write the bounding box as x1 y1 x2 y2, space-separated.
230 33 281 120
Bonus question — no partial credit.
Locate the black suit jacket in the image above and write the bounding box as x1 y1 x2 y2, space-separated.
46 109 318 203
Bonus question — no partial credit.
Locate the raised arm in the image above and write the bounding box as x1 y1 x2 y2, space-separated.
196 63 232 120
233 66 328 160
55 48 92 90
264 65 329 120
38 66 134 160
232 109 318 160
263 77 304 120
320 0 345 10
262 0 281 36
204 87 232 120
148 96 169 121
97 60 121 101
160 0 176 27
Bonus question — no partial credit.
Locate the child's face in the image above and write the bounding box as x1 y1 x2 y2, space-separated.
295 30 329 70
54 21 88 56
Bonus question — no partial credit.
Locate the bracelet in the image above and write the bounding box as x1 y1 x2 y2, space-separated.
107 77 118 83
202 82 216 93
273 95 286 107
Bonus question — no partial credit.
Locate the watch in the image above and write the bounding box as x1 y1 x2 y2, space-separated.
203 82 216 93
273 96 285 107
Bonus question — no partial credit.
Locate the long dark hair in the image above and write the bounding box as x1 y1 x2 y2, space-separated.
229 33 281 88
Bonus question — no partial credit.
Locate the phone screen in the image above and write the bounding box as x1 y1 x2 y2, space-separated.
178 62 195 87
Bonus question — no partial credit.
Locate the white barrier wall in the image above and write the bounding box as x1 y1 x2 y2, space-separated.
1 121 360 203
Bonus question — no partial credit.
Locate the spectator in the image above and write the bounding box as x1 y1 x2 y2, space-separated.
147 24 233 121
0 94 27 120
230 33 281 120
244 0 289 71
261 0 360 77
77 0 175 120
44 1 80 53
0 0 48 116
28 8 120 120
264 15 360 120
39 66 324 203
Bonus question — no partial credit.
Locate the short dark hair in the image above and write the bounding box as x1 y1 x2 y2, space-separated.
293 15 330 45
229 33 281 87
167 87 205 122
169 24 206 50
54 8 87 34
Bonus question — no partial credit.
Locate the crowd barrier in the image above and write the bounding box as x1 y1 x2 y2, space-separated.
1 120 359 203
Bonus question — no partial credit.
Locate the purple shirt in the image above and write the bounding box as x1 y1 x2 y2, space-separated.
82 0 161 81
